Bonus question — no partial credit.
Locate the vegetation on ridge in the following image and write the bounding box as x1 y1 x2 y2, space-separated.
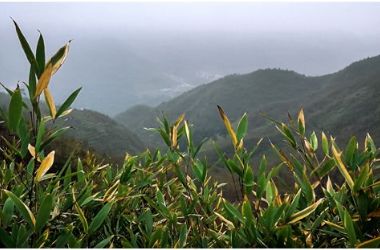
0 21 380 248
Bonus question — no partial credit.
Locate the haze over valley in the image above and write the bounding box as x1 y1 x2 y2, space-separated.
1 3 380 116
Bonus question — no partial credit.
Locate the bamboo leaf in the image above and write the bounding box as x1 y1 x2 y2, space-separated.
35 151 55 182
343 210 357 247
47 41 70 75
217 105 238 148
176 224 188 248
2 197 14 227
35 194 53 232
89 202 113 234
2 189 36 228
310 131 318 151
8 87 23 133
12 20 40 74
356 236 380 248
55 87 82 118
35 63 53 98
288 199 323 224
72 188 88 234
321 132 329 155
298 108 305 136
331 144 354 190
44 88 56 118
95 235 114 248
237 113 248 142
354 164 369 192
36 32 45 77
243 165 254 194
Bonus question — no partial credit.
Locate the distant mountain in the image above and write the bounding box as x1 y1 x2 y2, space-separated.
115 55 380 160
52 109 145 159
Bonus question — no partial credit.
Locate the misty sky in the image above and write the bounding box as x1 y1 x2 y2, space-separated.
1 2 380 35
1 2 380 115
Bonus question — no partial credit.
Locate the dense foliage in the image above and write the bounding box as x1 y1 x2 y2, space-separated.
1 22 380 248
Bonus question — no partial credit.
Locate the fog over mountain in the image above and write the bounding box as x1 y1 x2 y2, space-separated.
1 3 380 115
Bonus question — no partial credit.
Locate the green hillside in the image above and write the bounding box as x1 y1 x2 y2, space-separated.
1 92 145 160
115 55 380 160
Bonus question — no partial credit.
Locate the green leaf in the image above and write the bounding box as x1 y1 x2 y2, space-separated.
311 158 336 179
55 87 82 118
35 194 53 232
89 202 113 234
288 199 323 224
343 210 357 247
286 189 301 219
223 201 243 223
2 189 36 228
226 159 243 177
94 235 114 248
28 66 37 101
41 126 70 149
76 158 85 185
354 164 369 192
243 165 254 194
321 132 329 155
2 197 14 227
364 133 376 156
277 123 296 148
344 136 357 168
0 228 14 247
236 113 248 142
12 20 40 75
36 32 45 77
8 87 23 133
176 224 188 248
193 160 207 183
310 131 318 151
0 81 14 96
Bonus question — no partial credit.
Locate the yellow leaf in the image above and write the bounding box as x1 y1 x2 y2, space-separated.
28 144 41 162
35 151 55 182
331 144 354 190
184 120 190 146
171 126 178 149
217 105 238 148
171 113 185 149
44 88 57 118
35 63 53 98
356 236 380 248
28 144 36 158
214 211 235 230
103 180 120 202
323 220 345 232
51 42 70 75
298 108 305 133
174 113 185 128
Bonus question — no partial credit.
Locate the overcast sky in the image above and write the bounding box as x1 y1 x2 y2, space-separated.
1 2 380 36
